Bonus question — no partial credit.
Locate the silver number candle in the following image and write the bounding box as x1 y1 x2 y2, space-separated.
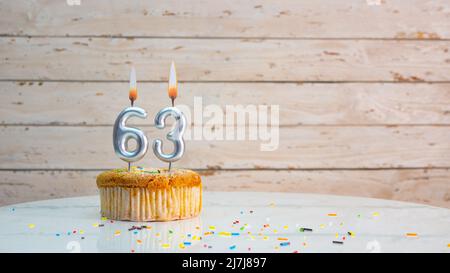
113 106 149 162
152 107 186 162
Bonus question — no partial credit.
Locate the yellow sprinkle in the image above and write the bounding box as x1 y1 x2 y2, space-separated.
92 223 99 227
162 243 170 248
319 224 325 229
277 237 288 241
179 243 185 249
136 239 142 244
274 246 280 250
328 213 337 217
273 229 278 233
101 217 108 221
219 232 231 237
28 224 35 229
349 231 355 238
146 226 152 230
335 232 339 238
209 226 216 230
447 243 450 248
263 236 269 240
114 230 121 236
373 212 379 217
249 235 255 240
79 230 85 234
283 225 289 230
155 232 160 237
406 233 418 237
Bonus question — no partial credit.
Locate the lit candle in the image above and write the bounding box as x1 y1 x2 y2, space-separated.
152 62 187 171
113 67 149 171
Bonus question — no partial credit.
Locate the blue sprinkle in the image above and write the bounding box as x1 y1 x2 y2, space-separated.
183 242 192 246
187 234 191 237
280 242 290 247
231 232 240 236
56 233 60 237
133 231 138 234
229 245 236 250
67 232 71 235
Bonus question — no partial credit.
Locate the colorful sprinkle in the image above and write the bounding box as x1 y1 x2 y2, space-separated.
277 237 288 241
328 213 337 217
229 245 236 250
209 226 216 230
162 243 170 248
183 242 192 246
28 224 35 229
114 230 121 236
136 240 142 244
332 241 344 245
280 242 290 247
406 233 418 237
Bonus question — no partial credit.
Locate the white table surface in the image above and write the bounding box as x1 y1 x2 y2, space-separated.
0 192 449 253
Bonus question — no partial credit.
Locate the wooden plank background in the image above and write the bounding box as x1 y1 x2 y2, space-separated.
0 0 449 207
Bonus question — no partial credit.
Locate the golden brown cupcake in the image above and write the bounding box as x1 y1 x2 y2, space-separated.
96 167 202 221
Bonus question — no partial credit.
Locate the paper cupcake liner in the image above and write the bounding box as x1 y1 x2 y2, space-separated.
99 186 202 221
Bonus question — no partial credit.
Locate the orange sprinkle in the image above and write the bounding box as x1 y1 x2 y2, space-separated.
277 237 288 241
406 233 418 237
328 213 337 217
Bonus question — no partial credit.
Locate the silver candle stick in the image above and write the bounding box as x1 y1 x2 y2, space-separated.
152 62 186 171
112 67 148 171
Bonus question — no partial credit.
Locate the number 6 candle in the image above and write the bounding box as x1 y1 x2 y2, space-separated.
112 67 149 171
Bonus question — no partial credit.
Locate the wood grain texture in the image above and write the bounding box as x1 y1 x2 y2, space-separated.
1 126 449 169
1 0 449 39
2 82 450 126
1 37 449 82
1 169 448 208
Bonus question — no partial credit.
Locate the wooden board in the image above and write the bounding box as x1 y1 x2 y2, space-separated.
2 82 450 126
1 169 448 208
1 0 449 39
1 126 449 169
1 37 449 82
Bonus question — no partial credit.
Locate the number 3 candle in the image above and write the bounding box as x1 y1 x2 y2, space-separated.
152 62 186 171
113 67 149 171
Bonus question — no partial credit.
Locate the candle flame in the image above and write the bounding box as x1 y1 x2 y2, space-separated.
168 61 177 101
129 67 137 103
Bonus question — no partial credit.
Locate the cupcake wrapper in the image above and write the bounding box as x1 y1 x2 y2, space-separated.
99 186 202 221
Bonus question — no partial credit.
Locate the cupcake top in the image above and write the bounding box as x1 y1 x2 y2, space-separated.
96 167 202 189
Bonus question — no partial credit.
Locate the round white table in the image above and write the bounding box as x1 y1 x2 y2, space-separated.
0 192 449 253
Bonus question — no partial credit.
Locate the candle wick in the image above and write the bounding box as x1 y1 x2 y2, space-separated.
128 162 131 172
168 162 172 172
131 100 134 107
171 98 175 107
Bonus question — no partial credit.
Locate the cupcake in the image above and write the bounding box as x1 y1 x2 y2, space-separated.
96 167 202 221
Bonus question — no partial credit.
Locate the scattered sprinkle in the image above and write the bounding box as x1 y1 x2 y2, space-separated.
114 230 121 236
28 224 36 229
136 240 142 244
406 233 418 237
209 226 216 230
162 243 170 248
277 237 288 241
328 213 337 217
280 242 290 247
101 217 107 221
229 245 236 250
299 227 313 232
183 242 192 246
333 240 344 245
373 212 379 217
